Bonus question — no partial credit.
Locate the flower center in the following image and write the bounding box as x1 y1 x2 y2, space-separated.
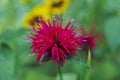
30 16 41 26
54 36 62 47
54 37 59 43
51 1 63 7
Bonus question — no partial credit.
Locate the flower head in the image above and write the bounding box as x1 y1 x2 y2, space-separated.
79 23 102 51
28 15 81 66
23 5 50 28
44 0 70 14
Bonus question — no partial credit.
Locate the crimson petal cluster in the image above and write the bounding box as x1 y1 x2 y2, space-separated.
79 23 102 52
28 15 81 66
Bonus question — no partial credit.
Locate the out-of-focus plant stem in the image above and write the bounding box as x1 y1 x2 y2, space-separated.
84 50 91 80
58 66 63 80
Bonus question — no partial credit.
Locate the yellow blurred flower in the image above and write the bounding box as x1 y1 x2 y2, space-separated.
44 0 70 14
23 5 50 28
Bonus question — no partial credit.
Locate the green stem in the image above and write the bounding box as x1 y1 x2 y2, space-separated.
58 66 63 80
84 50 91 80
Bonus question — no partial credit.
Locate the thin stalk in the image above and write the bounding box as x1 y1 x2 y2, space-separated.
58 66 63 80
84 50 91 80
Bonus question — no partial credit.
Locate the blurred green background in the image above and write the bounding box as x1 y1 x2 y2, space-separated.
0 0 120 80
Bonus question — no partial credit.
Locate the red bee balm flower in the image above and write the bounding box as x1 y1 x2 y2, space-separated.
28 15 81 66
79 23 103 51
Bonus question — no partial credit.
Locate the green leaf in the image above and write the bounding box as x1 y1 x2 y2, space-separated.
25 70 53 80
92 61 118 80
106 0 120 10
0 53 15 80
55 73 77 80
0 41 16 80
104 16 120 52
